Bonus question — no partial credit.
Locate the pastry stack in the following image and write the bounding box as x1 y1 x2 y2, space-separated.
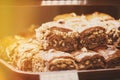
4 12 120 72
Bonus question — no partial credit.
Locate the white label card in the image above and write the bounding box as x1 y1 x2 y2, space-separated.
39 70 79 80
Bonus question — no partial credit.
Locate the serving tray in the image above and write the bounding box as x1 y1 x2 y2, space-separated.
0 59 120 80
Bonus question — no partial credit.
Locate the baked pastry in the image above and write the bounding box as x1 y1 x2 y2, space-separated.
32 49 78 72
86 12 114 21
53 12 77 21
86 12 120 45
7 39 40 71
95 46 120 68
115 38 120 49
1 12 120 72
36 13 109 51
80 26 107 49
32 53 45 72
0 36 20 61
71 48 105 70
36 25 80 52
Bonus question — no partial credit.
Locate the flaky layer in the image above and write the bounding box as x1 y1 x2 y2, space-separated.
36 26 79 52
8 39 40 71
95 47 120 68
80 26 107 49
32 49 78 72
36 12 120 51
71 49 105 70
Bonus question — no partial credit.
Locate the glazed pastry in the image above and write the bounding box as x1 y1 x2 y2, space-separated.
32 53 45 72
2 12 120 72
7 39 40 71
95 46 120 68
71 48 105 70
86 12 114 21
115 38 120 49
36 17 108 51
32 49 78 72
86 12 120 45
80 26 107 49
36 25 79 52
53 12 77 21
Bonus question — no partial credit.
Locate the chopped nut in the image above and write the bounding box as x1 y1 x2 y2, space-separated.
57 65 61 67
98 59 101 62
61 64 67 68
93 60 96 63
79 64 85 69
70 65 74 68
85 61 90 65
50 66 56 70
59 40 63 45
62 43 65 47
67 61 72 65
99 30 104 33
93 32 98 35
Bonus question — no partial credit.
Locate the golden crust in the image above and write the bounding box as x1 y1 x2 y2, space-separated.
53 12 77 21
54 12 114 21
86 12 114 20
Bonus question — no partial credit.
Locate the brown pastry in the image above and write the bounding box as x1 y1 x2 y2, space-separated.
86 12 120 45
32 54 45 72
36 22 108 51
115 38 120 49
80 26 107 49
114 27 120 49
32 49 78 72
95 46 120 68
86 12 114 21
107 28 120 45
5 12 120 72
36 26 79 52
71 48 105 70
53 13 77 21
8 39 40 71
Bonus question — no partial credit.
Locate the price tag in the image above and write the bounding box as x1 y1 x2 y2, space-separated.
39 70 79 80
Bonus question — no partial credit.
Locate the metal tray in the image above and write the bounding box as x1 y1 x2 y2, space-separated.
0 59 120 80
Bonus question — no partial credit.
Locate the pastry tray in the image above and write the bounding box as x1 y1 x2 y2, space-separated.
0 59 120 80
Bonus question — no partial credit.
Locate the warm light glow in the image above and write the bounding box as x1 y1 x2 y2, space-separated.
0 7 36 38
0 71 6 80
0 1 39 80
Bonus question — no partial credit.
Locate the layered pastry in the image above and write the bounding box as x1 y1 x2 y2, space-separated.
32 53 45 72
95 46 120 68
7 38 40 71
53 12 77 21
114 27 120 49
71 48 105 70
1 12 120 72
115 38 120 49
0 36 20 61
53 12 120 46
86 12 120 45
36 12 113 51
32 49 78 72
0 35 29 62
36 25 80 52
80 26 107 49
